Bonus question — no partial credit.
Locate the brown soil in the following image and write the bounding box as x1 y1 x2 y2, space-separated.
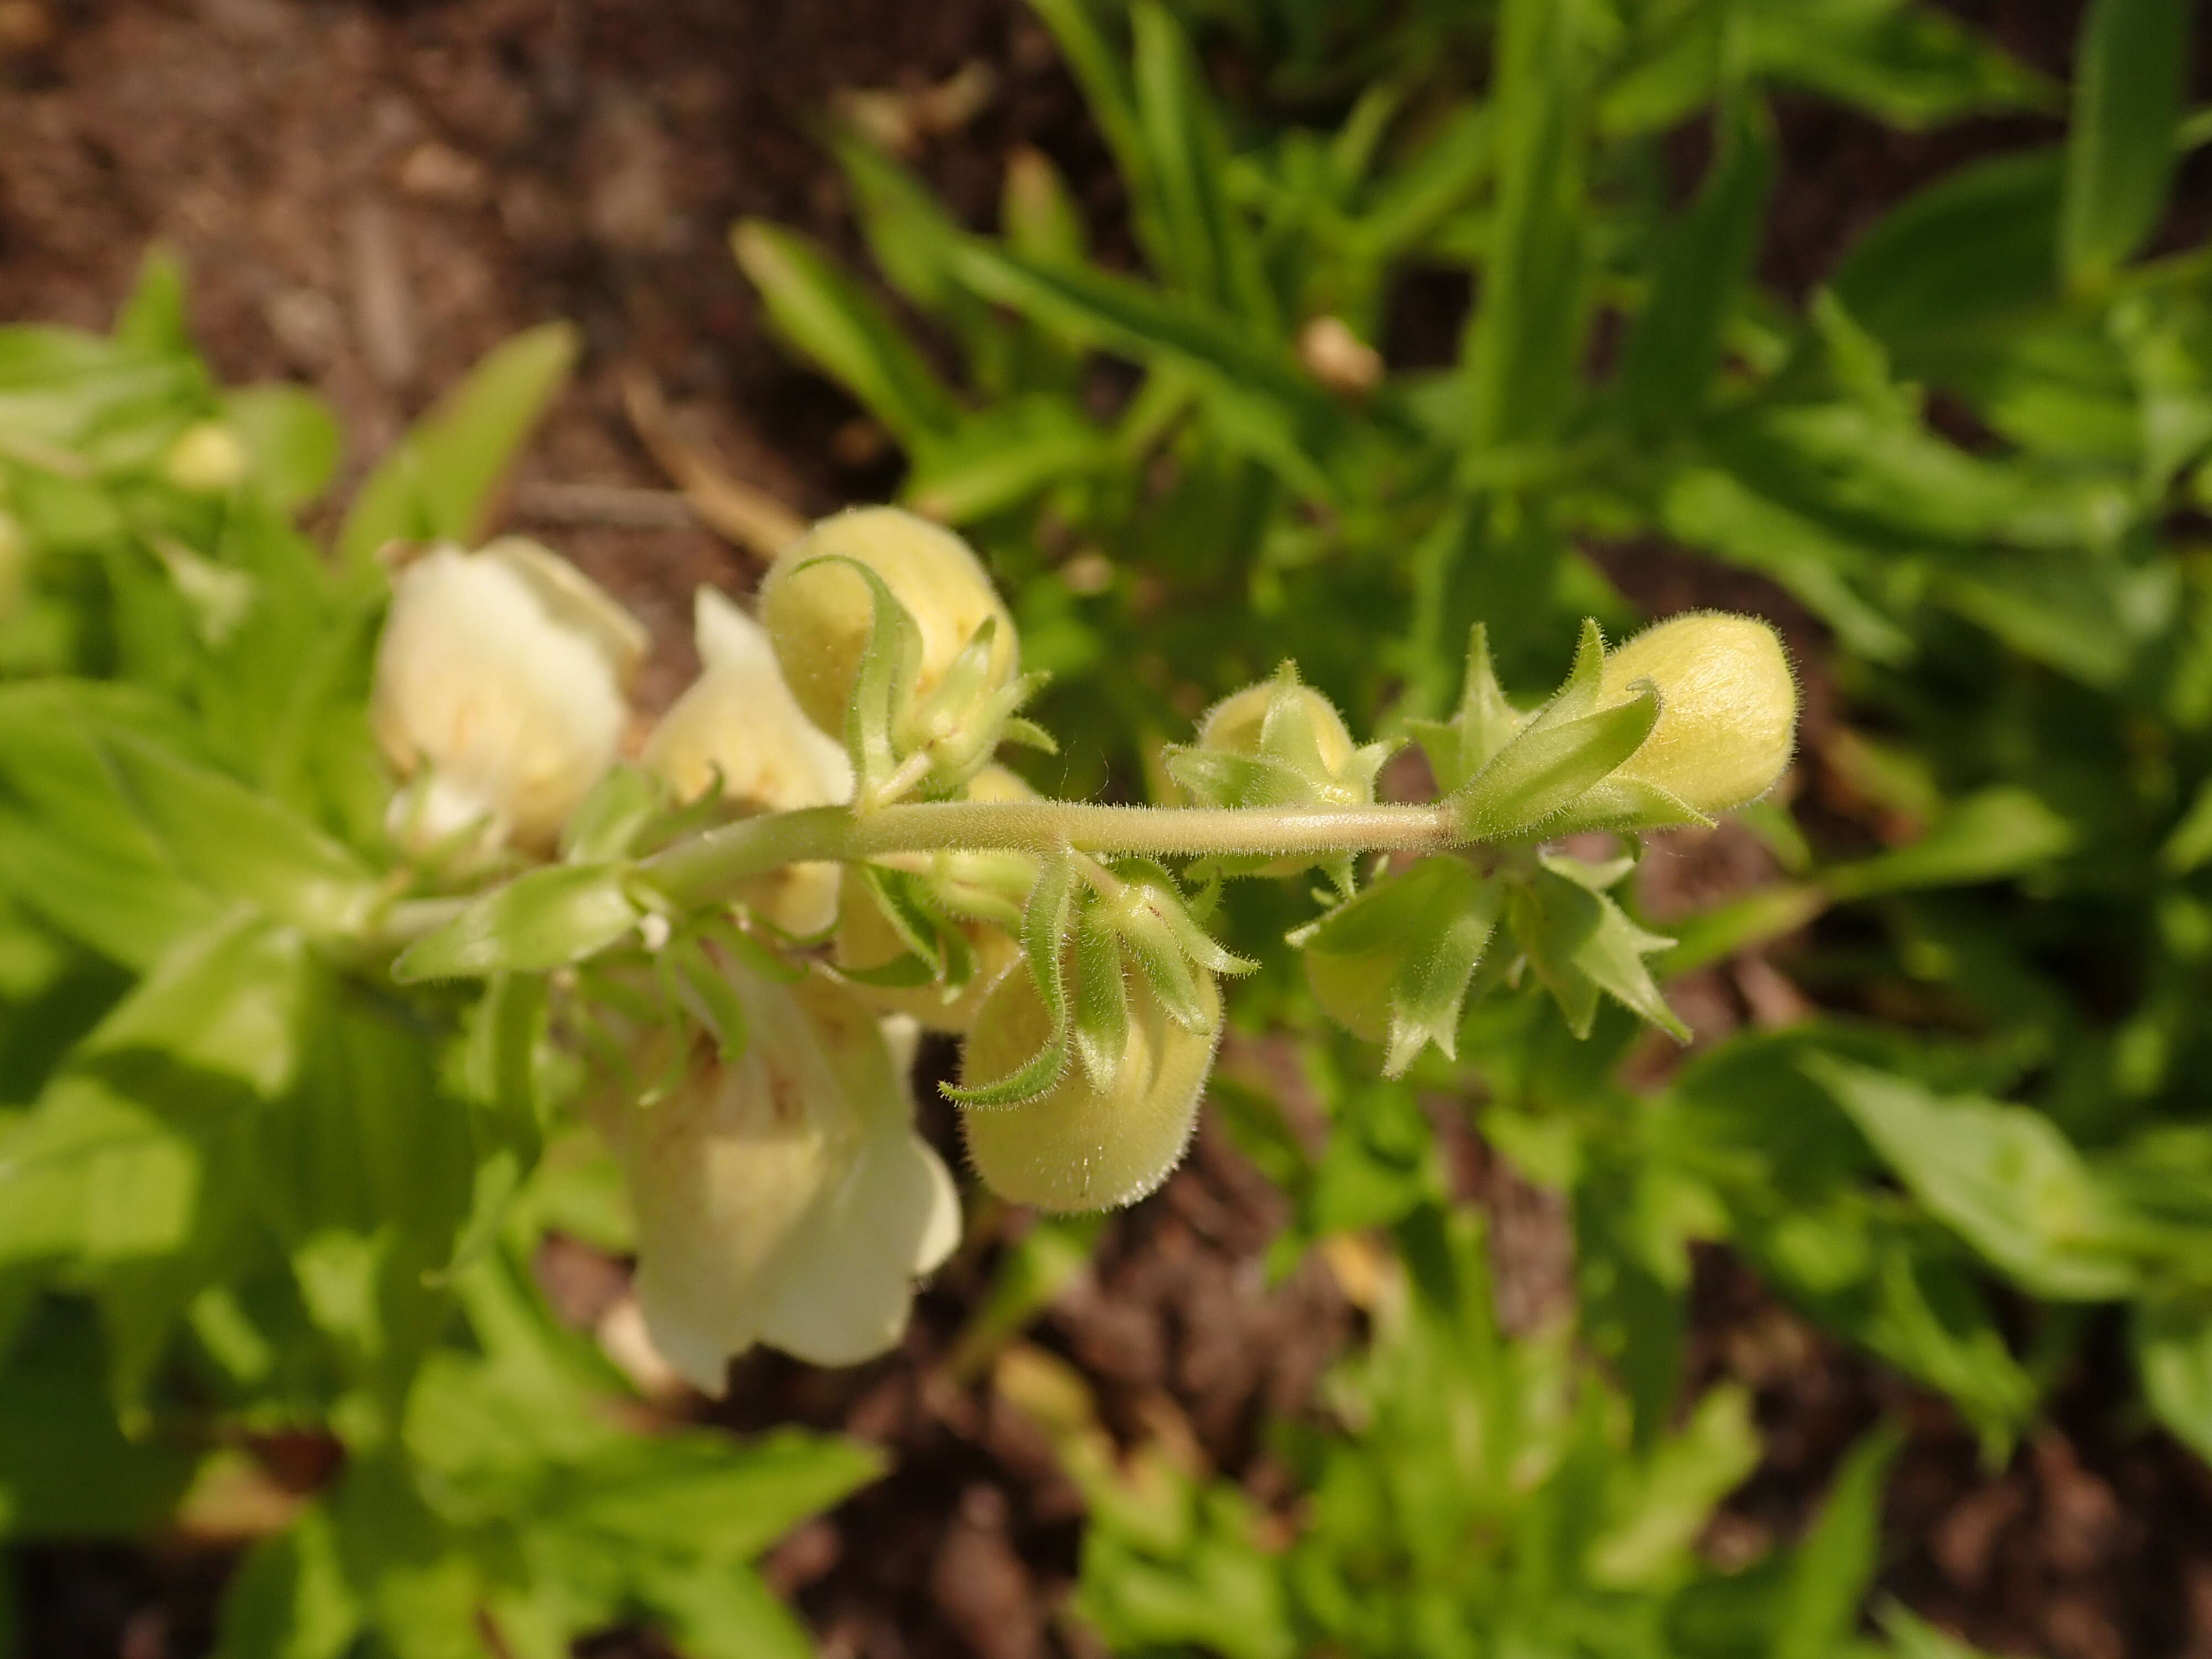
6 2 2212 1657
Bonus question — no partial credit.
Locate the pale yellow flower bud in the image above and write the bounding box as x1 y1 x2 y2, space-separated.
1197 679 1359 780
959 966 1222 1213
372 538 646 857
761 507 1016 737
1599 613 1796 816
606 968 959 1390
163 420 252 493
644 589 854 935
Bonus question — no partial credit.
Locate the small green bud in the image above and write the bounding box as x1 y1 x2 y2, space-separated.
163 420 252 493
1172 667 1387 881
959 963 1221 1212
1599 613 1796 816
762 507 1018 738
1196 675 1359 781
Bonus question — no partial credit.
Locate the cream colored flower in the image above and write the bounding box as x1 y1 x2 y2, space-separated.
643 589 855 935
606 967 959 1389
1599 612 1796 815
373 538 646 858
760 507 1018 737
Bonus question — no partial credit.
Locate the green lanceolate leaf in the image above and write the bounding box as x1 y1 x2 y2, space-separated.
1772 1423 1904 1659
1129 2 1276 333
95 723 378 937
733 221 957 442
336 324 578 568
2135 1296 2212 1464
2060 0 2194 288
1802 1055 2145 1300
393 864 641 982
1621 96 1775 432
1463 0 1597 451
1821 786 2076 898
83 909 310 1098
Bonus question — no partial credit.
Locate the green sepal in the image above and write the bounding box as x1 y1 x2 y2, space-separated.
841 863 979 992
1069 905 1130 1097
393 863 640 982
695 912 808 984
942 849 1076 1108
1544 774 1713 837
1407 623 1526 796
666 932 750 1062
1296 857 1501 1077
818 555 923 806
1444 622 1662 843
559 764 667 865
1513 862 1687 1042
1163 744 1314 810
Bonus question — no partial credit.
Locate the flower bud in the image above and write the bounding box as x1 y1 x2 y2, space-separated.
163 420 252 494
1599 613 1796 815
644 589 853 935
1178 669 1383 878
603 967 959 1390
959 964 1221 1212
1196 676 1359 781
761 507 1017 737
373 538 646 858
836 764 1035 1030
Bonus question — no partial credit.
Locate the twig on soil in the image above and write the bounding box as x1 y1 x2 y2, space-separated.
510 480 697 530
621 367 806 561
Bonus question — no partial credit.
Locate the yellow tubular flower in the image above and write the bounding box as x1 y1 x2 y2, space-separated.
372 538 646 858
606 968 959 1390
644 589 855 936
959 966 1222 1213
761 507 1018 737
1599 613 1797 816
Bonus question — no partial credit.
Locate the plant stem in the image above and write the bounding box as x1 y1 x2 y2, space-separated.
644 799 1457 905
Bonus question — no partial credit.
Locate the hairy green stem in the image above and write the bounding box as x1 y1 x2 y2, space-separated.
644 799 1458 906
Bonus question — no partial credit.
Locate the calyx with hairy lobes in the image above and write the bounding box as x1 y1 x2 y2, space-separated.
374 508 1799 1375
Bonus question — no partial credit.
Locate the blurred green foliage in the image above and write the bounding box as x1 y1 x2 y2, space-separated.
4 0 2212 1655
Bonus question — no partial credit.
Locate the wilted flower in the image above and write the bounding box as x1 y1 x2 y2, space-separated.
1599 613 1796 815
761 506 1018 737
372 538 646 858
603 966 959 1388
643 589 854 936
959 963 1222 1213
